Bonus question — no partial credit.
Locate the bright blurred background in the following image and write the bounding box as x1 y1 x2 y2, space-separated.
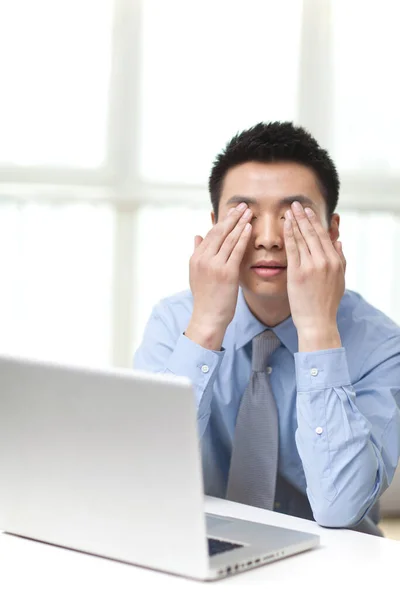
0 0 400 531
0 0 400 370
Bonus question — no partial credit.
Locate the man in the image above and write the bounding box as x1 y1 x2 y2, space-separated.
134 122 400 532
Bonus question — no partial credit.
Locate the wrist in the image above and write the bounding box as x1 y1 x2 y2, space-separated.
297 324 341 353
185 319 227 351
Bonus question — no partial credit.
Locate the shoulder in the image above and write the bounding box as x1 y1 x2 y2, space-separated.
338 290 400 370
151 289 194 328
339 290 400 337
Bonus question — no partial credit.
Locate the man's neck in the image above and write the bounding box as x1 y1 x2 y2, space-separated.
242 290 291 328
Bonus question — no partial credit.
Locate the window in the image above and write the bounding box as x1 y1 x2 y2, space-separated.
0 201 114 365
0 0 113 169
0 0 399 367
139 0 303 184
331 0 400 172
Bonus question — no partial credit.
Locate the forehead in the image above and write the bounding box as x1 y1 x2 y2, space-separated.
219 161 325 209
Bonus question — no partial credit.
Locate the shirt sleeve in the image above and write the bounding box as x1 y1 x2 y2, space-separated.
133 301 225 436
294 339 400 528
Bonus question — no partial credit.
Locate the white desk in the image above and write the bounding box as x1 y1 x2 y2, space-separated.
1 496 399 600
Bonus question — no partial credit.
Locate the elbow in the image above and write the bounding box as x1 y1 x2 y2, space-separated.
311 490 377 529
313 504 361 529
306 453 384 529
309 486 373 529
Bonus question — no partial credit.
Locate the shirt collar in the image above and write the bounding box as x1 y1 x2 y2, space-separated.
234 288 298 354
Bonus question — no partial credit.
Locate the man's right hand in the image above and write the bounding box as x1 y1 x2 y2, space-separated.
185 202 252 350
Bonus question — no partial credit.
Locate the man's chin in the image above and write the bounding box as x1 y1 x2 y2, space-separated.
240 281 289 301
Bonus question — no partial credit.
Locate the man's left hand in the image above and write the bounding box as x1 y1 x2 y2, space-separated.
283 201 346 352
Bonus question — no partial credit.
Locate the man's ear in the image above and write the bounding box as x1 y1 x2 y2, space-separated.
329 213 340 243
211 211 216 225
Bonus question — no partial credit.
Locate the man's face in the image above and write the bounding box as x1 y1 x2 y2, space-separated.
214 161 340 302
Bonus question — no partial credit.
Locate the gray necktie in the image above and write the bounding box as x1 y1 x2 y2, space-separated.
226 329 281 510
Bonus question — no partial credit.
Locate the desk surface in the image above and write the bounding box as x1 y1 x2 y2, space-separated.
1 496 399 599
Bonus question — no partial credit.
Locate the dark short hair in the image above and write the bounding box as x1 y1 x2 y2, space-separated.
208 121 340 219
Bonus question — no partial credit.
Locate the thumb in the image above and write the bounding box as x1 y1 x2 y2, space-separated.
194 235 203 250
334 240 346 272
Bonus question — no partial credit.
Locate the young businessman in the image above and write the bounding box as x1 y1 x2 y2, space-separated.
134 122 400 532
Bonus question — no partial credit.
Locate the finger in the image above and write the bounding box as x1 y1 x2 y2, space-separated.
218 208 253 262
286 209 310 263
194 235 203 251
283 212 300 267
304 207 338 259
334 241 347 272
200 203 248 255
228 222 252 266
291 202 324 256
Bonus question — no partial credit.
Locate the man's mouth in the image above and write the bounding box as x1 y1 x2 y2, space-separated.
251 262 287 279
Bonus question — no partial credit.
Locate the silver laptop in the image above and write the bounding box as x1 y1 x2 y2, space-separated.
0 354 319 580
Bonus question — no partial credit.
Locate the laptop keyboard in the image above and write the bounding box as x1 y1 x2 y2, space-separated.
207 537 243 556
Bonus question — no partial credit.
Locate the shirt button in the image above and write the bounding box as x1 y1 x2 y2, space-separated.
315 427 323 435
310 368 318 376
201 365 209 374
266 366 273 374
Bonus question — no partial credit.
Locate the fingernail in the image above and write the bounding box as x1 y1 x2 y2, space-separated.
292 201 302 213
305 207 314 218
285 210 292 220
236 202 247 212
242 208 252 219
228 207 235 215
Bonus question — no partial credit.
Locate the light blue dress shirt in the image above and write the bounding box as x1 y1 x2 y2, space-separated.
134 288 400 527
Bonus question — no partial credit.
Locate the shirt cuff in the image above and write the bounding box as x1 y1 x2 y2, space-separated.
294 347 351 392
165 333 224 411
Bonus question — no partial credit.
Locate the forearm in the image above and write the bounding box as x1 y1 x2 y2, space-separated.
294 348 388 527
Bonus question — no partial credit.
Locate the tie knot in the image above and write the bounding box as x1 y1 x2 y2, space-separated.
251 329 281 372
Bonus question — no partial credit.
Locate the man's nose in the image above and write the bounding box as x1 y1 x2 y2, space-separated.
253 217 284 250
